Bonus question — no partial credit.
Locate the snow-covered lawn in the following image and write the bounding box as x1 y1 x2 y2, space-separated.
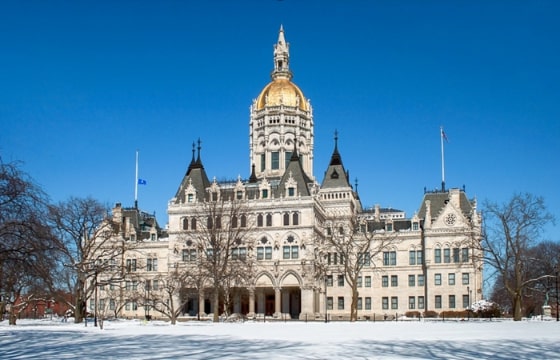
1 318 559 359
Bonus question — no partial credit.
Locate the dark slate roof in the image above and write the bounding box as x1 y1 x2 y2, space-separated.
417 189 474 221
394 220 412 231
276 147 312 197
364 219 412 232
174 144 211 203
119 207 167 240
321 137 352 189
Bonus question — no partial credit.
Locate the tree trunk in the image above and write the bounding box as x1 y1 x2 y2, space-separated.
213 290 220 323
9 309 17 325
513 293 523 321
350 288 358 322
75 279 85 323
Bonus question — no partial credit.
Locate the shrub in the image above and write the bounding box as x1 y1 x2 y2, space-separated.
424 310 438 318
405 311 421 318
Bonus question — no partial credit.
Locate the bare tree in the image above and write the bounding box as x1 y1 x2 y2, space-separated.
482 193 555 321
0 158 56 324
47 197 124 323
321 215 399 321
142 268 190 325
185 197 254 322
101 283 129 320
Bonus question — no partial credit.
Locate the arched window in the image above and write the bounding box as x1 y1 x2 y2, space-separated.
240 214 247 228
191 218 197 230
292 212 299 226
283 213 290 226
257 214 263 227
231 215 238 228
207 216 213 229
266 213 272 227
182 218 189 230
215 215 221 229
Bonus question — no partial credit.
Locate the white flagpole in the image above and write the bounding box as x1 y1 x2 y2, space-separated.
440 126 445 191
135 150 139 208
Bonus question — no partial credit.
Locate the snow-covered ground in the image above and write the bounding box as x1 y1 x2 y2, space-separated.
1 318 559 359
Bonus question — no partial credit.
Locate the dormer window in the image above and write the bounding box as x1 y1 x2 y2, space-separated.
236 190 243 200
187 194 194 203
288 187 295 197
262 189 268 199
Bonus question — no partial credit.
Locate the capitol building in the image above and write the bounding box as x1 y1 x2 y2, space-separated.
94 27 483 321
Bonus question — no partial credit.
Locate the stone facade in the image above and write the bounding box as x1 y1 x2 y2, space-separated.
92 26 483 321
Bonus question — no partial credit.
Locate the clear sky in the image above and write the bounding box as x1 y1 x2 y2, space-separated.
1 1 558 240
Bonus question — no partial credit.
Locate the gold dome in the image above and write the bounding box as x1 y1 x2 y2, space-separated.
256 78 308 111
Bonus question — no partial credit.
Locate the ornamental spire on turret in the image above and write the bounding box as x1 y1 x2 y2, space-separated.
272 25 292 80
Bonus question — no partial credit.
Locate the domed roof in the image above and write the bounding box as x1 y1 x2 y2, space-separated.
255 78 308 111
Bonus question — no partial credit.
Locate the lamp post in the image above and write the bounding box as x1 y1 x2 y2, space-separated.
145 280 151 321
556 264 560 321
94 267 98 327
324 276 328 323
467 286 470 320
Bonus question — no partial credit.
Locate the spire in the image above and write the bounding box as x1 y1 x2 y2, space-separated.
186 142 196 176
249 164 258 183
196 138 202 165
190 142 196 165
329 130 342 166
174 138 210 204
291 139 300 161
321 130 352 189
272 25 292 80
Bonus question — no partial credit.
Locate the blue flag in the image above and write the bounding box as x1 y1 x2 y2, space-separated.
138 179 147 185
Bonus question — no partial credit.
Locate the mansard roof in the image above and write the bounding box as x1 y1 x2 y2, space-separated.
112 204 168 240
362 219 413 232
417 188 475 221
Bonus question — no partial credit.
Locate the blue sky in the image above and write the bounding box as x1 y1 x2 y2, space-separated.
1 1 558 240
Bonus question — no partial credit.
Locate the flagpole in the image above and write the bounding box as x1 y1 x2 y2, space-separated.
135 150 139 209
440 126 445 192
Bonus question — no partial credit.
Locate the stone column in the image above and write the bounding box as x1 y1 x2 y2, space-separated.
257 291 265 314
299 285 315 320
274 287 282 318
198 291 205 318
233 293 241 314
248 287 255 318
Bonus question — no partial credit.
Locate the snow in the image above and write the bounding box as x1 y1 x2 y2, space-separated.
1 318 559 359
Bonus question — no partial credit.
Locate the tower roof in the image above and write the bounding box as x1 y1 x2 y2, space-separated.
277 143 312 197
254 26 308 111
174 139 211 203
321 131 352 189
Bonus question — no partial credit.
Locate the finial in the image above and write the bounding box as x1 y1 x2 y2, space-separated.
355 177 358 192
197 138 202 163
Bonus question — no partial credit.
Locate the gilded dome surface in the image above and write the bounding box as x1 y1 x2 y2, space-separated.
256 78 308 111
